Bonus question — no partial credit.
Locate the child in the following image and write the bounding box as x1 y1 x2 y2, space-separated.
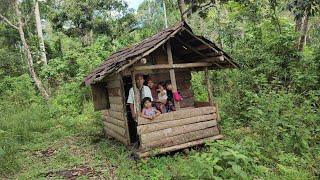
156 82 168 113
147 77 158 103
165 81 175 112
141 97 160 120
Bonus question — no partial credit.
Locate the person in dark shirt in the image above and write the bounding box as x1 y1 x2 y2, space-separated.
165 81 175 112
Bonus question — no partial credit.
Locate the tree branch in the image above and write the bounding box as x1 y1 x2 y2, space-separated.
0 13 18 30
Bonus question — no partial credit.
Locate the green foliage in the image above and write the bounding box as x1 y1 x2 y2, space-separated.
0 0 320 179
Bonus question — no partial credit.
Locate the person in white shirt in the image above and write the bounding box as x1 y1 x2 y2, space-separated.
127 74 153 118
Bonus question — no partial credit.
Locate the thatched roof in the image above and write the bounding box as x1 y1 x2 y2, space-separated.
84 21 238 86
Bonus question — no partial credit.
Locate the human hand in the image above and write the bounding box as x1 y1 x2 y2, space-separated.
132 112 136 118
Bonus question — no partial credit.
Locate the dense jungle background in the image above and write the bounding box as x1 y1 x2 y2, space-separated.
0 0 319 179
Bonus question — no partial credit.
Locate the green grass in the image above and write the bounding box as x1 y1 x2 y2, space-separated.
0 98 319 179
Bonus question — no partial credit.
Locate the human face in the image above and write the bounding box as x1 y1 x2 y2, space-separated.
147 80 154 88
166 84 172 90
158 84 164 91
144 100 152 108
136 76 145 88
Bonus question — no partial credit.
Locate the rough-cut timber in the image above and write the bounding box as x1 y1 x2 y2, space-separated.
104 122 126 136
140 126 220 151
137 113 217 134
104 116 126 127
138 106 216 125
140 120 217 143
136 135 223 158
104 126 127 144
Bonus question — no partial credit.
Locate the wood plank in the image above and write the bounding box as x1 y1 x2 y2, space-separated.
138 106 216 125
104 116 125 127
137 114 217 134
140 120 217 143
109 103 123 112
91 82 109 111
109 110 125 120
109 96 122 105
104 121 126 136
167 41 180 110
141 126 219 151
108 87 121 96
133 62 212 70
136 135 223 158
131 71 141 117
104 126 127 145
205 67 214 106
107 80 121 88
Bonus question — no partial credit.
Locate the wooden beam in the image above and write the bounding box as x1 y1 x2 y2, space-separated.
140 126 220 151
134 62 212 71
204 67 214 106
167 41 180 110
140 120 217 143
131 71 141 119
137 106 216 125
135 135 223 158
182 27 239 68
175 37 224 69
137 113 217 134
116 27 183 74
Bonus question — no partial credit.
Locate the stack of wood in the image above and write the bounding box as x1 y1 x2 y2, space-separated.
135 106 221 158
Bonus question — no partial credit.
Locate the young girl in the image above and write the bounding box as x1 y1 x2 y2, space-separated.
156 82 168 113
141 97 160 120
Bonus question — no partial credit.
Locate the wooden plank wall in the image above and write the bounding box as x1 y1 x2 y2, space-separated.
149 70 194 108
136 106 221 157
103 74 129 145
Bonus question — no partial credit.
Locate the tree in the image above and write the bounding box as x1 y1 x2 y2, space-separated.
178 0 186 21
34 0 47 65
288 0 320 51
0 0 49 100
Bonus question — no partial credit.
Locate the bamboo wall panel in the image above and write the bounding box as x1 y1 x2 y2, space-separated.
140 120 217 143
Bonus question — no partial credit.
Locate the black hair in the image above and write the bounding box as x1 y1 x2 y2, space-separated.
157 81 165 88
141 97 152 106
165 80 171 86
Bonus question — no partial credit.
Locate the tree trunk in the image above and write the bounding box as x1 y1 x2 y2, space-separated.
34 0 47 65
178 0 186 21
298 7 310 52
295 16 302 32
15 0 49 100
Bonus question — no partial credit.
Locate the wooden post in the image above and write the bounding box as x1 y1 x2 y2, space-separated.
131 71 141 119
167 41 180 110
204 67 214 106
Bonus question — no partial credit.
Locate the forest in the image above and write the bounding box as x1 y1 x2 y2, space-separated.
0 0 319 179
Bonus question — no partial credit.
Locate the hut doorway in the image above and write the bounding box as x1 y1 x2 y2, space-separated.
122 76 139 144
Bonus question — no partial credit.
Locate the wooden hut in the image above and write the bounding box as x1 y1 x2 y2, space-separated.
83 22 238 158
